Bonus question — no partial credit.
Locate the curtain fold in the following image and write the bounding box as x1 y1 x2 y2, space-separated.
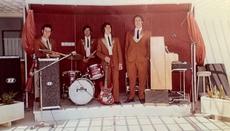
187 12 206 65
22 9 36 54
21 9 36 92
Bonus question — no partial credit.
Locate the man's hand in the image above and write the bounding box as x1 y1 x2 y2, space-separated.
83 57 88 63
104 56 110 63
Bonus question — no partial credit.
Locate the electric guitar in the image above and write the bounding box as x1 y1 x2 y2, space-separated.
98 63 114 105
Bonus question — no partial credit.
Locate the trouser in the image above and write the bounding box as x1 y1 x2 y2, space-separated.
127 60 148 99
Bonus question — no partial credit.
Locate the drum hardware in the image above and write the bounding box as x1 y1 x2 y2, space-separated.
67 54 83 61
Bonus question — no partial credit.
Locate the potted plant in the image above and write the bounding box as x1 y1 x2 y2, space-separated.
0 92 17 104
0 91 24 127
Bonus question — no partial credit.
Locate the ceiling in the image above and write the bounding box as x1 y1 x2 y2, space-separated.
0 0 230 18
0 0 25 17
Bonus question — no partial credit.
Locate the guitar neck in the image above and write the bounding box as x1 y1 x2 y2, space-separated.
104 64 108 89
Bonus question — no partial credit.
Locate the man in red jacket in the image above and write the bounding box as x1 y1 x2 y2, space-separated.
97 23 123 104
34 24 59 58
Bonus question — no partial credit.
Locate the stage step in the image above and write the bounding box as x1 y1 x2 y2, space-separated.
34 99 191 122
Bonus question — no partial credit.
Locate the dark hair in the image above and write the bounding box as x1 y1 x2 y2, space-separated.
101 22 112 34
41 24 52 31
82 25 91 32
133 15 144 22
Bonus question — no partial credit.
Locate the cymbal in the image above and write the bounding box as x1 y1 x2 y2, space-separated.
67 54 83 60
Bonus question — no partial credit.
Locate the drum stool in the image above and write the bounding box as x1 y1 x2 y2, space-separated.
196 71 212 100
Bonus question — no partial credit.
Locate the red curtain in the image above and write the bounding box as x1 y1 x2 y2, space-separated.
21 9 36 92
187 12 206 65
22 9 36 54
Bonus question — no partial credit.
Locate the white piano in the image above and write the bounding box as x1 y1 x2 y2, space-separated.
150 36 178 90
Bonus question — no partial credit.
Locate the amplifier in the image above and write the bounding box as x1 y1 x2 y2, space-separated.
0 56 22 101
38 58 60 110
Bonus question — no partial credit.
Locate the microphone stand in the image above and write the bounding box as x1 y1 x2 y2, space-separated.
33 53 72 75
30 52 74 129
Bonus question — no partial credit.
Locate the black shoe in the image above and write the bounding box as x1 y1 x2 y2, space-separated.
139 99 145 104
124 98 135 103
114 101 121 105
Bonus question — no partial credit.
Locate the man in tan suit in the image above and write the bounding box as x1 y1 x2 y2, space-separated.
125 15 151 103
97 22 123 104
34 24 58 58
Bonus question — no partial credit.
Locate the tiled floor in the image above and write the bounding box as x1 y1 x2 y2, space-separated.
1 95 230 131
2 115 230 131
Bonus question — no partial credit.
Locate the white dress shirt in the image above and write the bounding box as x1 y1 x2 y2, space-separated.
104 34 113 55
84 36 91 57
41 37 52 50
133 27 142 43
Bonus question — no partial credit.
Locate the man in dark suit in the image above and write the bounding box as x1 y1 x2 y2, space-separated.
76 26 101 97
76 25 99 74
34 24 58 58
33 24 59 101
125 15 151 103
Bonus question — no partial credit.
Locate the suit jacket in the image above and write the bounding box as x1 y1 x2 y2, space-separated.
34 38 57 58
76 38 99 72
76 38 98 59
97 37 123 70
125 30 151 63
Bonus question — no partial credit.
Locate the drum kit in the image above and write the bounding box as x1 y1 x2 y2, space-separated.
62 54 104 105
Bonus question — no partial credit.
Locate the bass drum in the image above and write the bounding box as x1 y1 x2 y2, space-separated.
68 78 95 105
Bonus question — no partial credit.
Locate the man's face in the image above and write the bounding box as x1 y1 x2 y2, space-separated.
104 25 111 34
42 27 52 39
84 28 91 37
134 16 143 29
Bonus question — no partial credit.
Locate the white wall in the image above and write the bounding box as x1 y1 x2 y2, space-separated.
195 1 230 79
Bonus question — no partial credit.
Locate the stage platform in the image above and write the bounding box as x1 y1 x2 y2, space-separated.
33 94 191 122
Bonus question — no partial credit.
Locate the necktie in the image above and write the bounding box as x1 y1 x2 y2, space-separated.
46 40 50 50
87 38 89 48
108 36 111 46
137 30 139 39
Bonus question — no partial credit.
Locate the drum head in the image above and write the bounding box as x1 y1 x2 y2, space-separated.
69 78 95 105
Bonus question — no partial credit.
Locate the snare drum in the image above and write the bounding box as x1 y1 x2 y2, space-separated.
87 64 104 80
69 78 95 105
